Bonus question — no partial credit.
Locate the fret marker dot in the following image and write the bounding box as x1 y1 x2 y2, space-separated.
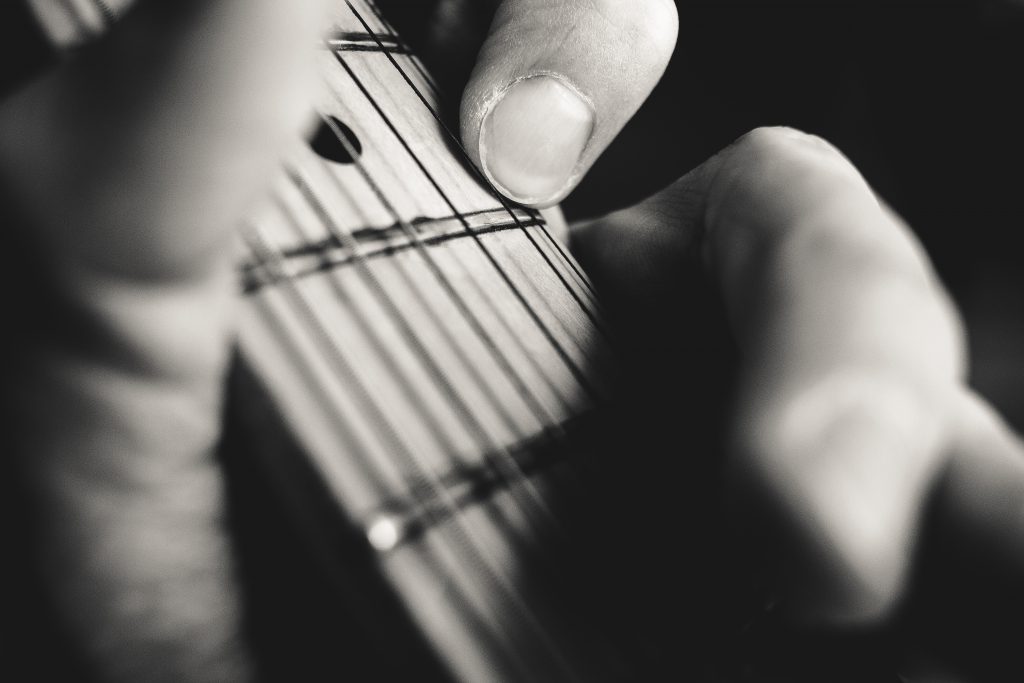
310 116 362 165
367 515 401 552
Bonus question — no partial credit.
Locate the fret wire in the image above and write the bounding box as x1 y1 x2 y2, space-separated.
330 48 604 405
314 103 589 473
242 222 563 677
279 168 563 540
328 43 407 54
240 210 543 293
367 411 591 550
346 1 613 342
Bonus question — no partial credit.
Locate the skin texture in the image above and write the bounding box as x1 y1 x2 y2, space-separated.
1 0 1022 679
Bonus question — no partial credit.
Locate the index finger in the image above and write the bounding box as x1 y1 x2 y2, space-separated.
706 128 965 621
574 126 966 623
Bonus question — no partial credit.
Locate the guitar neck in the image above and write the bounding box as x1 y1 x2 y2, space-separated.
234 1 618 680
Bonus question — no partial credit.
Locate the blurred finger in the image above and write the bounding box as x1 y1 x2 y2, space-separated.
705 128 965 623
574 127 966 623
461 0 678 207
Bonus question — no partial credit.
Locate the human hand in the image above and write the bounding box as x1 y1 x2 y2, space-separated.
572 126 1024 675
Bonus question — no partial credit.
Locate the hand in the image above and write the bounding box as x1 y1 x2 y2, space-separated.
572 127 1024 674
0 0 678 679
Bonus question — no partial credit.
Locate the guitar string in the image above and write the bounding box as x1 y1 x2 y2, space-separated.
257 3 606 676
242 226 539 681
347 2 610 343
344 4 617 394
356 0 602 309
318 23 634 670
325 44 606 491
330 48 603 404
316 30 615 578
337 8 646 673
323 9 608 480
362 0 443 102
316 95 588 427
310 112 621 607
245 221 576 679
348 1 610 333
278 166 564 542
316 52 622 543
317 11 596 671
526 206 602 301
274 177 563 600
313 104 589 493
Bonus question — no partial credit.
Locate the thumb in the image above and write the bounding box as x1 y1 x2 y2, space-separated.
461 0 678 207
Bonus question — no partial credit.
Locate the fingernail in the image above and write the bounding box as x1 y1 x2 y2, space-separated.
480 74 595 205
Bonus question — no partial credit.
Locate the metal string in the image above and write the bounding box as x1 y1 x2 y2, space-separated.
330 47 603 404
347 1 611 337
317 27 629 668
242 227 537 680
242 1 624 676
278 165 564 541
242 223 576 679
314 104 589 451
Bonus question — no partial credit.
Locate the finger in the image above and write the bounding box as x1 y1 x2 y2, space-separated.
1 1 326 678
461 0 678 207
706 128 965 623
574 127 966 623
